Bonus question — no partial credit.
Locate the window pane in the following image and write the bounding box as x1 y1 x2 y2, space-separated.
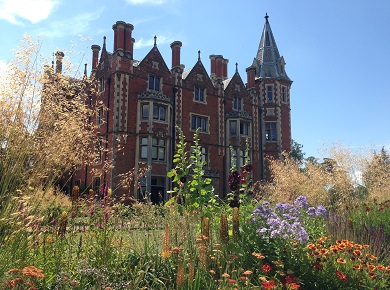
160 106 166 121
152 138 158 145
191 116 196 130
153 104 158 119
200 89 204 101
158 147 165 160
142 104 149 119
230 121 237 135
141 137 148 145
152 146 158 159
155 77 160 91
201 118 206 131
149 76 154 90
159 139 165 146
141 146 148 158
194 87 199 100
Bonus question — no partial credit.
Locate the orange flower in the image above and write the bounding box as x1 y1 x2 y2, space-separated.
352 250 361 256
363 244 370 249
288 283 301 290
337 258 346 264
209 270 216 275
261 279 277 289
376 265 385 271
21 266 46 278
261 263 272 273
222 273 230 278
240 276 248 281
252 252 265 259
242 270 253 275
366 253 378 261
354 244 363 249
368 272 377 279
367 264 376 271
352 265 362 271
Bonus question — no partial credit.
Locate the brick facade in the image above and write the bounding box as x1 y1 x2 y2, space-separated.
71 15 292 201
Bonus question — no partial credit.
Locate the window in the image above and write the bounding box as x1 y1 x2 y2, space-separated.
191 115 208 132
152 138 165 161
194 87 205 102
153 104 166 121
99 78 104 92
282 86 287 103
148 75 161 91
240 122 249 136
267 86 273 102
233 96 242 111
140 137 148 159
239 149 246 168
96 106 104 126
94 138 103 163
265 122 277 141
92 177 100 195
141 104 149 120
230 121 237 135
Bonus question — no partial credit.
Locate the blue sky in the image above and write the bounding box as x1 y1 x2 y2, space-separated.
1 0 389 158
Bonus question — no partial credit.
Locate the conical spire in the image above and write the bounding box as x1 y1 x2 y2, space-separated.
253 13 290 81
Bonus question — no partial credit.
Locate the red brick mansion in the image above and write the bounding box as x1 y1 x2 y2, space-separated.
72 14 292 200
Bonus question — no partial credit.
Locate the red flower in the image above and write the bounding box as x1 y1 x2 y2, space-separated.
336 270 348 281
314 261 323 270
282 275 297 285
261 280 277 289
261 263 272 273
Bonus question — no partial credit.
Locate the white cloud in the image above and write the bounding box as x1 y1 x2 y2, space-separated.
0 0 56 24
134 35 173 49
126 0 165 4
39 10 102 38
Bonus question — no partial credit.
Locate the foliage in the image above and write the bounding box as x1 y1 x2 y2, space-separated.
290 139 305 163
362 147 390 201
167 128 216 214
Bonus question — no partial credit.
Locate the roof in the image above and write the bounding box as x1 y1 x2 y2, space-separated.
254 14 291 81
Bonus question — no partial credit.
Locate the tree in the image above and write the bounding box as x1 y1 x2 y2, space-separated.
290 139 305 163
362 147 390 201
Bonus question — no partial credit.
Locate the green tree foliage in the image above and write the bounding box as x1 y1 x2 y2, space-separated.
290 139 305 163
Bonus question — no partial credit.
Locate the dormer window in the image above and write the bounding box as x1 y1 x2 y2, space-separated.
233 96 242 111
148 75 161 91
194 86 205 102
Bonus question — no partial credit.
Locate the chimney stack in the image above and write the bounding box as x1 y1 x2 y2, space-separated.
55 51 64 74
124 23 134 56
170 41 182 68
246 66 256 89
215 55 223 78
91 44 101 71
222 58 229 79
112 21 126 52
209 54 216 77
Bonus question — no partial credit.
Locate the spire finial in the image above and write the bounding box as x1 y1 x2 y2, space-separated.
154 35 157 47
265 12 269 23
84 63 87 76
198 50 201 61
235 62 238 73
51 52 54 68
103 36 106 50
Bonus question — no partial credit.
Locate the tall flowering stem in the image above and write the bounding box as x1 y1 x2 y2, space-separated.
232 207 240 241
220 214 229 244
162 224 171 259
